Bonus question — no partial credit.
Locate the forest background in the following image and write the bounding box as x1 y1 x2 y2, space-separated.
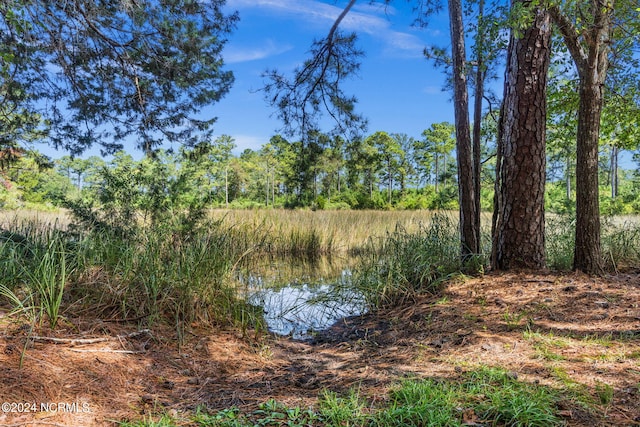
2 120 639 216
1 1 638 219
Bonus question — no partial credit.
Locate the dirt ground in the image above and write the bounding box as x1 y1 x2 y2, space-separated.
1 271 639 427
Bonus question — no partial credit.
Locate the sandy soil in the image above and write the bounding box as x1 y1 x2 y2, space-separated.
1 271 639 426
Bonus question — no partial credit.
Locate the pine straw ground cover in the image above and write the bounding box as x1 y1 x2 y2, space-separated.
0 271 639 426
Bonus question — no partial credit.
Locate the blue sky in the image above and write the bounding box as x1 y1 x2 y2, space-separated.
213 0 455 153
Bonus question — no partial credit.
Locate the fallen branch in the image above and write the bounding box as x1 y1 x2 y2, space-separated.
0 423 68 427
29 329 151 346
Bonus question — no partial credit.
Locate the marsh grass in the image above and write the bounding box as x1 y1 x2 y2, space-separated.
0 212 265 338
601 217 640 269
351 213 463 309
209 209 455 255
545 214 640 270
545 214 576 270
2 209 639 338
25 233 73 328
0 223 77 328
72 222 266 338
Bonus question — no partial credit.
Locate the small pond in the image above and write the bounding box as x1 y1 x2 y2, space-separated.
236 256 367 339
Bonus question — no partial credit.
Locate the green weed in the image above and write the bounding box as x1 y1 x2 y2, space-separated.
595 381 614 406
119 414 177 427
375 366 561 426
122 367 563 427
318 389 368 427
503 309 527 330
549 366 594 409
524 330 569 361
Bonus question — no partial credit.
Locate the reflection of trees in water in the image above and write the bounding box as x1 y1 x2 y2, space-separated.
239 256 365 339
236 254 355 291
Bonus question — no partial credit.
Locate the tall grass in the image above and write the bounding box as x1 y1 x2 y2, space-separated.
546 214 640 270
351 213 463 310
545 214 575 270
209 209 455 255
601 217 640 270
70 220 266 338
0 213 265 337
2 208 639 338
0 209 466 336
0 224 75 327
25 233 73 328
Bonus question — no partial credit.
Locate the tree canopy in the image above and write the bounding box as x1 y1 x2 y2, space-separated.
1 0 238 155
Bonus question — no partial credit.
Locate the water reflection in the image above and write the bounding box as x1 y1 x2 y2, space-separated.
237 256 366 339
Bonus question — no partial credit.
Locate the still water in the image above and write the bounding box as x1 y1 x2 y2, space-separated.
236 256 366 339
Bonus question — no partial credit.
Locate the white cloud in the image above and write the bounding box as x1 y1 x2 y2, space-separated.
384 31 425 55
228 0 341 22
224 39 293 64
352 2 397 17
227 0 426 56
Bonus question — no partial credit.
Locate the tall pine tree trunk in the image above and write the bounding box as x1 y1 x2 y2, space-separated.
472 0 485 251
610 145 618 198
573 78 604 273
492 3 551 270
550 2 612 274
448 0 479 259
566 156 572 200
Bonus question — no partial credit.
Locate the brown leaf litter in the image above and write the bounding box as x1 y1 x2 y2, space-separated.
1 271 639 426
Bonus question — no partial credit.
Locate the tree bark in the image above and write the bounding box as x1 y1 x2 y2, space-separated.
573 77 604 273
472 0 485 253
492 3 551 271
611 150 616 197
435 153 439 194
448 0 479 259
549 2 612 274
566 155 571 200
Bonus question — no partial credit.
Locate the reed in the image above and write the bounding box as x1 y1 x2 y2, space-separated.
24 232 72 328
0 211 264 337
71 221 264 337
545 214 576 270
209 209 456 255
351 213 462 310
546 214 640 270
601 217 640 270
0 221 76 327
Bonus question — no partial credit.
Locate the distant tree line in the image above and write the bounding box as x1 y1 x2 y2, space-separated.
2 125 640 217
